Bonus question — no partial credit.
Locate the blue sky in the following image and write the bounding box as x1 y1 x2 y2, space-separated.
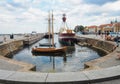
0 0 120 34
84 0 116 5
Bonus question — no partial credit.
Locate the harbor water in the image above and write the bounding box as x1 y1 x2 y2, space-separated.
12 34 106 72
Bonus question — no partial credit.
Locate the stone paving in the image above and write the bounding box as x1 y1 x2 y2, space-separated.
0 59 23 71
0 56 35 72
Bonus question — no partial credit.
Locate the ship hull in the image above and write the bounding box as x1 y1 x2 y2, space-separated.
59 33 76 46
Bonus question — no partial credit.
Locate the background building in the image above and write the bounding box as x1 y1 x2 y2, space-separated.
98 24 114 33
113 22 120 32
86 25 97 33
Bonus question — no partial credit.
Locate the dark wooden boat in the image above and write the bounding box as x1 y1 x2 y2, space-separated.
32 46 67 53
32 51 66 56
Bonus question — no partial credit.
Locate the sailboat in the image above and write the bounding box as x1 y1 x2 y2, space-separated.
32 12 67 54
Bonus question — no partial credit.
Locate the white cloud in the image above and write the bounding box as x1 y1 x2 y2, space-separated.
68 0 120 26
59 0 83 5
15 7 48 23
102 0 120 11
0 0 120 33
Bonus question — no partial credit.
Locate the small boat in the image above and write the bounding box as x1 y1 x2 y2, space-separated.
32 46 67 53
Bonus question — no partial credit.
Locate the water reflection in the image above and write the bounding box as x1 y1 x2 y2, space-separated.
32 51 67 62
32 49 67 72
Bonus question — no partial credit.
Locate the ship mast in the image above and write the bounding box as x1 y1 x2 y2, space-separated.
48 12 51 46
51 11 54 48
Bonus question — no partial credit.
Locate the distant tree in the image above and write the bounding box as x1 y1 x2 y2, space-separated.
74 25 84 32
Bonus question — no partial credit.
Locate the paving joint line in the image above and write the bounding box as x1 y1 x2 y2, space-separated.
45 73 49 82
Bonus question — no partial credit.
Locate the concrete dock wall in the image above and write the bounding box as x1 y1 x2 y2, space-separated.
76 36 119 70
77 37 116 53
86 38 116 53
0 33 44 57
0 40 23 57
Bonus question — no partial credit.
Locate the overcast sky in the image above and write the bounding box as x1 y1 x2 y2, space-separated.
0 0 120 34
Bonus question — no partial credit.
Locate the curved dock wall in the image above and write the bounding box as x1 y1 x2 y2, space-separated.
77 37 116 53
0 40 23 57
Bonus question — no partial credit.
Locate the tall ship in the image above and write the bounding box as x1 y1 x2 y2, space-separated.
59 14 76 46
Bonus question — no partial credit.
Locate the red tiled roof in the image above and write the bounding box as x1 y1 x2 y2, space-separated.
99 24 113 28
87 25 97 28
